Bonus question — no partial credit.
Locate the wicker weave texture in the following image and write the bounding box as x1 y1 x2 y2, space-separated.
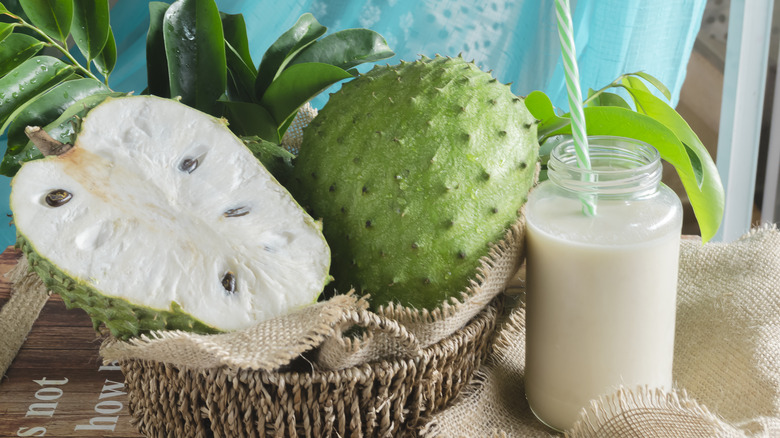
120 297 500 438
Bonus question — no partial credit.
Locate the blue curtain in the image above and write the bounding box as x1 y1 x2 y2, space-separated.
0 0 705 248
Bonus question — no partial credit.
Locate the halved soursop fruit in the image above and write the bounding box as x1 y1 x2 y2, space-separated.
290 55 539 310
10 95 331 340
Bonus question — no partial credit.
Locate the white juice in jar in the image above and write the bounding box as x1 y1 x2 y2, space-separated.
524 137 682 432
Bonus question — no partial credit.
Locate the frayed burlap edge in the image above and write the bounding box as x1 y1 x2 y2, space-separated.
0 255 50 378
100 293 370 373
567 387 746 438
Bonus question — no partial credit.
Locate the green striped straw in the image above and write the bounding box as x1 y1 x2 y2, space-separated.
555 0 596 216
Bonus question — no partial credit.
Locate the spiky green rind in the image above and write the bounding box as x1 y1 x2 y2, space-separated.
290 55 539 310
16 233 221 341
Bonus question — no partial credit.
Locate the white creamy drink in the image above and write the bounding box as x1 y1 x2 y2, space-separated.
524 137 682 432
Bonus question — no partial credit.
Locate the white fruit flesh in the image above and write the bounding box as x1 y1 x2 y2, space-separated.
11 96 330 331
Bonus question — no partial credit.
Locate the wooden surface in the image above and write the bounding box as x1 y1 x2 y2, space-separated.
0 247 143 437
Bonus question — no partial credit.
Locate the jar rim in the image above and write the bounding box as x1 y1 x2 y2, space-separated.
550 135 660 174
547 135 662 198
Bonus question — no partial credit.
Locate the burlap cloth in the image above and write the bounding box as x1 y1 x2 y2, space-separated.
419 225 780 438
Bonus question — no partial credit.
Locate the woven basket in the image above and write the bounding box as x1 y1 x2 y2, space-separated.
117 295 501 438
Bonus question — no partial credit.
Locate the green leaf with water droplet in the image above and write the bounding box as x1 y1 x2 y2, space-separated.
71 0 109 61
0 33 44 77
163 0 226 116
0 55 74 131
1 91 123 176
6 77 108 151
93 25 115 78
18 0 72 43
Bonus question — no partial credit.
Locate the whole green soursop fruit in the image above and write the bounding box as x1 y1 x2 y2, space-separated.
290 55 538 310
10 95 331 340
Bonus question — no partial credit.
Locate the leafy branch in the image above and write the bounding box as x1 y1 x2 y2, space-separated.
525 72 725 242
0 0 394 179
3 11 101 82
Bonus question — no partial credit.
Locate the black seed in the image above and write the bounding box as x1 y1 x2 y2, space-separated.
179 158 199 173
222 272 236 294
341 206 347 213
499 130 507 137
411 242 419 249
329 185 336 192
423 278 431 285
458 251 466 259
45 189 72 207
519 162 528 170
380 250 386 257
491 207 499 214
224 206 250 217
362 186 368 194
365 220 372 228
524 122 533 129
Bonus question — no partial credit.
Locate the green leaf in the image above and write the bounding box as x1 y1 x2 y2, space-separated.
221 12 255 102
525 90 570 141
1 91 123 176
0 55 75 130
6 77 108 150
92 25 115 78
0 3 9 14
587 89 631 110
630 71 671 101
621 85 723 241
0 32 44 77
260 62 352 125
220 99 278 141
163 0 227 116
241 136 295 181
146 1 170 97
288 29 394 71
220 12 253 72
70 0 109 61
277 109 297 141
225 41 255 102
0 22 14 42
255 13 326 100
19 0 72 42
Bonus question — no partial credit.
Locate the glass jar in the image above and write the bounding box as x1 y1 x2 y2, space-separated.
524 136 683 432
